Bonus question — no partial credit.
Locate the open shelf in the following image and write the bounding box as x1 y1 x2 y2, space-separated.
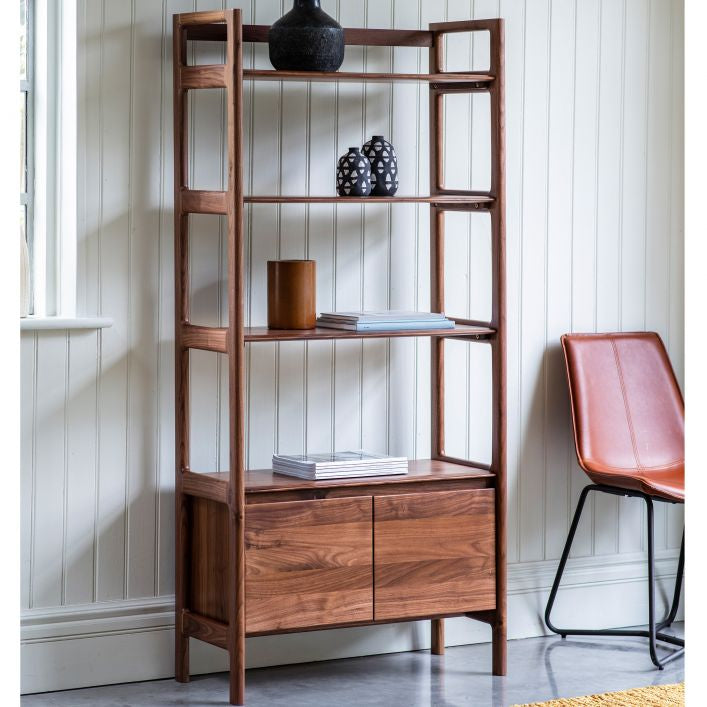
243 69 494 84
181 189 494 214
182 324 495 353
245 194 494 206
245 324 495 343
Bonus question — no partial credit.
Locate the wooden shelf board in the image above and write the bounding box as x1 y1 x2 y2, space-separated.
196 459 495 495
245 194 493 205
245 324 495 343
243 69 494 84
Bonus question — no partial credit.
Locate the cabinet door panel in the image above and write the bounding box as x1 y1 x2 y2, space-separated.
245 497 373 633
374 489 495 620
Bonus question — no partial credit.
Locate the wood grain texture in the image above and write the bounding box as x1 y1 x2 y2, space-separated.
182 324 228 353
180 65 227 89
245 324 495 343
189 497 229 623
189 24 436 47
374 489 496 620
245 498 373 633
243 69 494 84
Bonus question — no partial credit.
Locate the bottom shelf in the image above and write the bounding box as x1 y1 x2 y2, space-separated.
185 459 494 504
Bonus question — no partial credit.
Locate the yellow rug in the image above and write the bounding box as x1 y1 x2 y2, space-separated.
513 682 684 706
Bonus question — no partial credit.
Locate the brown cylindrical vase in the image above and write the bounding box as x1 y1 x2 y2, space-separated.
267 260 316 329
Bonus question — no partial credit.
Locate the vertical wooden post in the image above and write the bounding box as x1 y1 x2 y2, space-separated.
489 18 507 678
225 9 246 706
430 32 445 462
173 14 191 685
429 31 447 632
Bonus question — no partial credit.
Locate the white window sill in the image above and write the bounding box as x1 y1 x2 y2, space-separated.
20 316 114 331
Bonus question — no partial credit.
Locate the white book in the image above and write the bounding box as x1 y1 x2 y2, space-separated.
317 310 446 324
273 451 407 470
272 451 408 479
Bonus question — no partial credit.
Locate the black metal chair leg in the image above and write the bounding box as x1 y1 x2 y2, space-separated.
545 484 684 669
646 497 662 669
659 530 684 629
545 485 593 637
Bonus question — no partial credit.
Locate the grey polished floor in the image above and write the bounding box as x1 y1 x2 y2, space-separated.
23 625 683 707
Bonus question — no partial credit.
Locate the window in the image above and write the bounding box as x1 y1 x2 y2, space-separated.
20 0 33 311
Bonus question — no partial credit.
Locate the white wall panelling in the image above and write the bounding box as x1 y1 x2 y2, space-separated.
21 0 684 693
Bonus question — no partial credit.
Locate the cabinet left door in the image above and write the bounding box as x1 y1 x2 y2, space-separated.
245 497 373 633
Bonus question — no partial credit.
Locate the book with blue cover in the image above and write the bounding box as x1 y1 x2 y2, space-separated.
316 310 454 332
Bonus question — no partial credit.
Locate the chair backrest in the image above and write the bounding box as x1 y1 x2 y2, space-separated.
561 332 684 475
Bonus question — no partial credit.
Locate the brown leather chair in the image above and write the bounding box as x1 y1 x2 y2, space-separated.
545 332 684 668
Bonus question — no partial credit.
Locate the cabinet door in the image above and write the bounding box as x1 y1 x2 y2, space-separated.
245 497 373 633
374 489 495 620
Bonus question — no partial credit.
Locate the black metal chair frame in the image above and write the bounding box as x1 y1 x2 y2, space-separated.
545 483 684 669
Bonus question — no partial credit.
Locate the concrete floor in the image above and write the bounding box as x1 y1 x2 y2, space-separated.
23 625 683 707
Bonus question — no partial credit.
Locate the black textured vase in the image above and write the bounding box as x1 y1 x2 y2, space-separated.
269 0 345 72
337 148 372 197
363 135 399 196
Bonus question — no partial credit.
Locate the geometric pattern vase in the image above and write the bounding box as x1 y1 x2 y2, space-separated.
362 135 399 196
336 147 372 197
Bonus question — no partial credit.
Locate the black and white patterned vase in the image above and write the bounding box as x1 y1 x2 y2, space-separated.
363 135 399 196
336 148 372 197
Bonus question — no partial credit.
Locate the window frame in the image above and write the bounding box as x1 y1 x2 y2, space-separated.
20 0 34 311
28 0 77 319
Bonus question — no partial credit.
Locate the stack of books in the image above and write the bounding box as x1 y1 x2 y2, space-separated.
316 310 455 332
272 451 408 480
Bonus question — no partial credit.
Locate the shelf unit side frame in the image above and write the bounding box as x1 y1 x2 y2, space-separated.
428 18 507 674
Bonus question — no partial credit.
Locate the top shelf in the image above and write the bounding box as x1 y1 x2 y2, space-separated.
180 21 496 86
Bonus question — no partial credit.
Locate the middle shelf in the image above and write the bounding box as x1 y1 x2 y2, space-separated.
181 323 496 353
180 189 494 214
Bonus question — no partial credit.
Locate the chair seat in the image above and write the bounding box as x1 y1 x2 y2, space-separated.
584 463 684 503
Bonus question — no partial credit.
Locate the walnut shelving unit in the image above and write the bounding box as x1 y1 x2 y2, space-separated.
173 10 505 705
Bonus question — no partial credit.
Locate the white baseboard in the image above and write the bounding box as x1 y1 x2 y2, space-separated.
21 550 683 695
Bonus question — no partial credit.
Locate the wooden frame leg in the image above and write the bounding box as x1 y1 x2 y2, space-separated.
492 614 507 675
431 619 445 655
175 612 190 682
229 649 244 705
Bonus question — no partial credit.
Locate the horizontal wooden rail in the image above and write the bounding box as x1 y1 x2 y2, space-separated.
183 470 229 504
182 324 228 353
182 610 228 650
430 81 493 93
449 317 494 329
178 10 227 26
181 189 228 215
433 455 493 473
180 64 226 89
429 19 500 34
185 23 435 47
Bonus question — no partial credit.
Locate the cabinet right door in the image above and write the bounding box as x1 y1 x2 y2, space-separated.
374 488 496 620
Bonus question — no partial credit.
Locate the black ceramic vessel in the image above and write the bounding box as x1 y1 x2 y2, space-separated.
363 135 399 196
269 0 345 73
337 148 372 197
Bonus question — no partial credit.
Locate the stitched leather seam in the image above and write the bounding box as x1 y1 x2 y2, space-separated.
610 339 643 470
584 458 683 471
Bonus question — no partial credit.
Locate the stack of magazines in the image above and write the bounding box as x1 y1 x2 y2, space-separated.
272 451 408 480
316 310 455 332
